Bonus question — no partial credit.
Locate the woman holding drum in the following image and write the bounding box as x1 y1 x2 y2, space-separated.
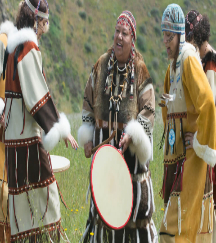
159 4 216 243
3 0 78 242
79 10 157 243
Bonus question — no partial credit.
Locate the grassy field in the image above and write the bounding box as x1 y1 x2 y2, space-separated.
53 110 164 242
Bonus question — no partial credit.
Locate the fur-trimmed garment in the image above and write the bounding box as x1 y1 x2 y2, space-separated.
79 49 157 243
4 27 70 242
0 20 17 243
160 43 216 243
202 50 216 243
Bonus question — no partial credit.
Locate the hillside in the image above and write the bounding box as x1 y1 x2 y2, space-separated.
1 0 216 113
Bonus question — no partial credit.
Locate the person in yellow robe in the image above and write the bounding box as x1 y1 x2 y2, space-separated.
159 4 216 243
0 20 16 243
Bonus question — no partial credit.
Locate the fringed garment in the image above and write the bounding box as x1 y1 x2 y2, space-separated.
79 49 157 243
0 30 11 242
160 44 216 243
202 50 216 243
4 27 70 242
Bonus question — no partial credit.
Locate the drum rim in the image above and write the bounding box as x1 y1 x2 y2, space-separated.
50 155 70 173
90 144 133 230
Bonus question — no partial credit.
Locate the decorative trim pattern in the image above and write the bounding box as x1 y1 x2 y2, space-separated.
11 219 61 241
203 191 213 200
5 91 22 99
164 154 186 165
5 136 41 148
143 105 155 117
167 112 187 120
30 93 51 116
9 176 55 195
82 116 95 123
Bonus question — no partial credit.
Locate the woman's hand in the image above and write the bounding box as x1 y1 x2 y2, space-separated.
185 132 194 150
119 133 132 154
84 141 93 158
0 113 5 128
64 134 79 150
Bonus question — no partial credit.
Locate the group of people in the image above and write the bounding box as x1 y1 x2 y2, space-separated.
0 1 216 243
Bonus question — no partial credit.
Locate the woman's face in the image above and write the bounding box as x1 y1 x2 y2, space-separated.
114 23 132 65
37 18 48 41
163 31 179 59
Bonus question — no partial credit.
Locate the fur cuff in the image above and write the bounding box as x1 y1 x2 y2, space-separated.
0 21 15 36
42 113 71 152
78 123 94 147
0 98 4 115
125 119 152 166
193 131 216 167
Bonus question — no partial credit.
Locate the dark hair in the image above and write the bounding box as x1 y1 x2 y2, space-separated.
172 34 180 72
185 10 210 48
16 0 48 30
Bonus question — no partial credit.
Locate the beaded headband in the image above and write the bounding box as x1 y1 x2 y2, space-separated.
25 0 49 19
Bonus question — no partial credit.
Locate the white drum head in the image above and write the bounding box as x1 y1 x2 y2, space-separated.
50 155 70 173
91 145 133 229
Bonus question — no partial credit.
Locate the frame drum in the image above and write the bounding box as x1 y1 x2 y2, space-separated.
50 155 70 173
90 145 133 229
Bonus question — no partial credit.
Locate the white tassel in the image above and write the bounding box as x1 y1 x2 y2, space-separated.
133 181 141 222
94 225 98 243
47 232 54 243
37 143 41 182
100 226 103 243
149 177 155 213
147 224 152 243
60 230 71 243
134 156 138 174
122 229 125 243
163 198 171 230
146 179 151 216
86 184 90 204
208 200 212 233
79 224 90 243
136 229 140 243
198 200 205 233
151 219 158 243
99 128 103 144
93 128 96 147
112 230 115 243
111 130 114 146
178 197 181 235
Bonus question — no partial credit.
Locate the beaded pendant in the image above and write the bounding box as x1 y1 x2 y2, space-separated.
169 129 175 155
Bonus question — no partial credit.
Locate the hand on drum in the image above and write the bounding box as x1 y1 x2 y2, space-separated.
84 141 93 158
64 134 79 150
119 133 132 154
185 132 194 150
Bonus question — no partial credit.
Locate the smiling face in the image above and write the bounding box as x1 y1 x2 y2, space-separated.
114 24 132 65
163 31 179 59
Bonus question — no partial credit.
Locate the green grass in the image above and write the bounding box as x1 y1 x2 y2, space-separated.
52 111 164 242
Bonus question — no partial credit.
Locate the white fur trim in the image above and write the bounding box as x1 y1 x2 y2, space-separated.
0 21 16 36
78 123 94 147
42 113 71 152
7 28 38 54
193 131 216 167
125 119 151 166
0 98 4 115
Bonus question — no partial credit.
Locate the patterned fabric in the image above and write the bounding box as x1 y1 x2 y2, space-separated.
161 4 185 85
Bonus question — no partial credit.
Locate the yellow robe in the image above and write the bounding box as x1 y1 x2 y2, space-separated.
160 51 216 243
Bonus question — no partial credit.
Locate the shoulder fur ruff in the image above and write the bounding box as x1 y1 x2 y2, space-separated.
0 21 16 36
42 113 71 152
193 131 216 167
202 51 216 70
125 119 151 166
78 123 94 147
7 27 38 54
